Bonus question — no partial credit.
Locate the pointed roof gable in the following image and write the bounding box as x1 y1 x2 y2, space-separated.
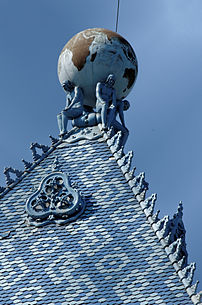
0 128 201 304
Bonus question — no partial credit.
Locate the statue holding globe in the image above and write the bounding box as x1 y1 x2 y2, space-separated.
96 74 116 130
108 99 130 147
57 28 138 145
57 80 84 136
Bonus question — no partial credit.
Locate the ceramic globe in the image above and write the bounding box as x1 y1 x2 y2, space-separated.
58 28 138 107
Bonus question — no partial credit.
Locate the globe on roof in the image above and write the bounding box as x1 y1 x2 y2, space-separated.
58 28 138 107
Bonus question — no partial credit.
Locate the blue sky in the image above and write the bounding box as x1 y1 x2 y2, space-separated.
0 0 202 290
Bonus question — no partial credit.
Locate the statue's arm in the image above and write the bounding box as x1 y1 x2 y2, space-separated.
112 89 116 107
66 87 83 109
64 91 72 109
74 87 83 102
96 82 105 104
118 102 126 127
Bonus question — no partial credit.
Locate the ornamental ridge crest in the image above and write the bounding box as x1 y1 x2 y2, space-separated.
25 162 85 227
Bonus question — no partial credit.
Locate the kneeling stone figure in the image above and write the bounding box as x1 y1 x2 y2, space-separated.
57 80 84 136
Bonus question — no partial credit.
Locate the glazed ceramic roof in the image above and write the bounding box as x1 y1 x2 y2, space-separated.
0 130 201 305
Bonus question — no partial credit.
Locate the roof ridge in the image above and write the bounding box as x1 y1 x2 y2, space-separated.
103 129 202 305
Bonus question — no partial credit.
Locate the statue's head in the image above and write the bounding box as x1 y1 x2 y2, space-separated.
62 80 74 92
106 74 116 87
123 100 130 111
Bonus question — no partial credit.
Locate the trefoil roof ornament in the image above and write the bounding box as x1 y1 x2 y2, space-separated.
25 160 85 227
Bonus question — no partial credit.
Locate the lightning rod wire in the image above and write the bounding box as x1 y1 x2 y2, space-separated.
115 0 120 32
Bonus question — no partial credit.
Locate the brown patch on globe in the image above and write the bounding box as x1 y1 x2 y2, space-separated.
61 32 94 71
60 28 136 71
123 68 135 89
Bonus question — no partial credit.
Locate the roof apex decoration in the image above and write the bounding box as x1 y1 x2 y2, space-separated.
56 28 137 147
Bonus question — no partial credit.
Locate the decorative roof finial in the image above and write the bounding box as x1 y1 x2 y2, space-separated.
3 167 23 186
30 142 49 162
56 28 138 146
22 159 32 170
